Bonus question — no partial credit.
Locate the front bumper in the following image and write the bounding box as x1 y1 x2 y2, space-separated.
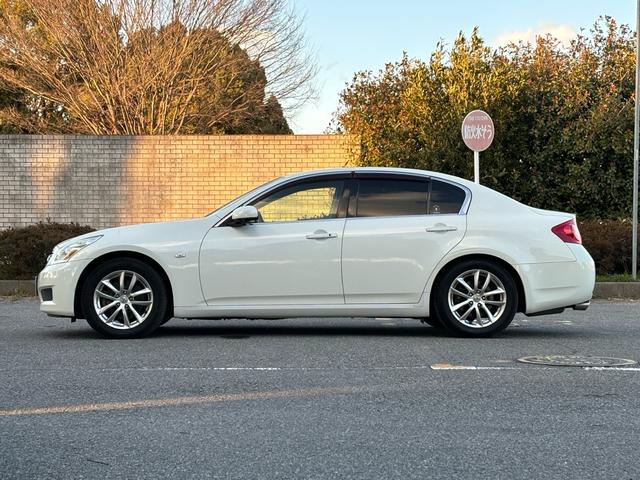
37 259 91 317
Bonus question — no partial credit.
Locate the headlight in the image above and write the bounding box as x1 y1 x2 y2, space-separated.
48 235 103 265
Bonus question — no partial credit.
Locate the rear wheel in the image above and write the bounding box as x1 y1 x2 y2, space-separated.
433 259 518 337
81 258 168 339
420 317 444 329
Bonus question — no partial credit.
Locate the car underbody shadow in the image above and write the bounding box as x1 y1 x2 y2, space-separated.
155 321 444 338
39 316 587 340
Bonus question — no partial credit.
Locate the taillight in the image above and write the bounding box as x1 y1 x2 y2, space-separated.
552 218 582 244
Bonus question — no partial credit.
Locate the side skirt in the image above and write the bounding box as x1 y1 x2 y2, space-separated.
174 302 430 319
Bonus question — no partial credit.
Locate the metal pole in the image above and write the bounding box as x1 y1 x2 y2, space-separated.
633 0 640 279
474 150 480 184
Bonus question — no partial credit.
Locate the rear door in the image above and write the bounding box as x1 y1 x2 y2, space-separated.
341 175 468 304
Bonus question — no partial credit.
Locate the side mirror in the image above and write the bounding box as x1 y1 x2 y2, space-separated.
230 205 259 226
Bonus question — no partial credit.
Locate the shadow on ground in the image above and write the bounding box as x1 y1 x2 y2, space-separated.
39 317 582 341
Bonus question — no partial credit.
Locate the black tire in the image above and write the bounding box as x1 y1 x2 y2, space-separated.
433 259 518 337
81 258 168 339
421 317 444 329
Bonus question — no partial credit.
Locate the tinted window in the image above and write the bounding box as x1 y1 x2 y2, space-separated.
252 180 345 223
356 178 428 217
429 180 466 214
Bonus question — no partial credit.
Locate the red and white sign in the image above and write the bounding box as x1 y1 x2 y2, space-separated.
461 110 494 152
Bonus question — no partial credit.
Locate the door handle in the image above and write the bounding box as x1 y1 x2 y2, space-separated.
306 230 337 240
426 224 458 233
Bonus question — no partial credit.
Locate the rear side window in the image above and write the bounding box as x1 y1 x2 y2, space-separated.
429 180 466 214
356 178 428 217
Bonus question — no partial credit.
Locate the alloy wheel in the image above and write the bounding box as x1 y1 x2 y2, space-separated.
92 270 154 330
447 269 507 328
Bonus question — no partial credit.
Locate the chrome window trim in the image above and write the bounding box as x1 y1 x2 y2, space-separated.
351 173 472 217
213 170 472 227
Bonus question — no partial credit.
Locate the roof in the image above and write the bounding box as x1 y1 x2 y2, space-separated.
279 166 478 191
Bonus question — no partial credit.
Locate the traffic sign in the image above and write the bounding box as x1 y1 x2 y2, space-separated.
462 109 494 183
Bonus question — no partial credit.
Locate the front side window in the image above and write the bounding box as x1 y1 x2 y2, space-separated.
429 180 466 214
356 178 429 217
251 180 345 223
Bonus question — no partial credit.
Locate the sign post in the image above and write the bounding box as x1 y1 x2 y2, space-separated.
633 0 639 280
462 110 494 184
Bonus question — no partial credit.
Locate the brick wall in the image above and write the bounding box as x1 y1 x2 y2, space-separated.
0 135 357 229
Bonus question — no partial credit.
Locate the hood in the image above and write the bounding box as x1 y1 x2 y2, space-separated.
99 216 217 240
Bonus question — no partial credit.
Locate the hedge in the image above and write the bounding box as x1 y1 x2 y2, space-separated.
578 219 634 276
0 222 95 280
0 219 635 281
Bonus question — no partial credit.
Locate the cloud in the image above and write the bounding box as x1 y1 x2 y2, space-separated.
494 23 577 48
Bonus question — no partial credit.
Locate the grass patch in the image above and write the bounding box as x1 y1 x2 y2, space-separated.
596 274 640 282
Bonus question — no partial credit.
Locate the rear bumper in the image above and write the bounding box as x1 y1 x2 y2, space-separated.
517 244 595 315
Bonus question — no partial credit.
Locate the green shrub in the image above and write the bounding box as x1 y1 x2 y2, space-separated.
578 219 634 275
0 219 633 280
336 19 636 220
0 222 95 280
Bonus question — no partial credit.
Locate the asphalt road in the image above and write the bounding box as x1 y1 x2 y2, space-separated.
1 298 639 480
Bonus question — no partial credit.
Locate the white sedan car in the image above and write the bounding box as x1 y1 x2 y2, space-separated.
38 168 595 338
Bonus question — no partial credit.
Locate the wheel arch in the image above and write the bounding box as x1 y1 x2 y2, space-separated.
74 251 174 319
428 253 526 314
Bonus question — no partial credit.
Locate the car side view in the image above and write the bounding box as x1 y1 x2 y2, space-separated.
37 167 595 338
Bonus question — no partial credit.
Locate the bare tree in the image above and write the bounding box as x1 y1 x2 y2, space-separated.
0 0 316 134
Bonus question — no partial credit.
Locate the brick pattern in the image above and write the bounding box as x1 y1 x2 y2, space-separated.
0 135 357 229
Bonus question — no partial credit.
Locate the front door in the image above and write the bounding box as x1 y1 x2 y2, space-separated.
200 177 348 306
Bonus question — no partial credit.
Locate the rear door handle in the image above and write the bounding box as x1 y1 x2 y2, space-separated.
306 230 337 240
426 225 458 233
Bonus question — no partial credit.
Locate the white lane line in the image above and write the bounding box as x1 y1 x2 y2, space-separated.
146 367 283 371
430 365 520 370
430 365 640 371
143 365 640 372
2 365 639 373
583 367 640 371
132 365 436 372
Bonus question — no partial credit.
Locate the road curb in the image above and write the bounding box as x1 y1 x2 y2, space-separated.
1 279 640 299
593 282 640 300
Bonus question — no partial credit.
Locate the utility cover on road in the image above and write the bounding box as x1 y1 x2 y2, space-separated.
517 355 637 367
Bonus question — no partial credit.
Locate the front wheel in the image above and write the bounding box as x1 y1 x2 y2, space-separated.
433 260 518 337
81 258 168 339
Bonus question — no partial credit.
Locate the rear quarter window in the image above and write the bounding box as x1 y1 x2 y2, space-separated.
429 180 466 214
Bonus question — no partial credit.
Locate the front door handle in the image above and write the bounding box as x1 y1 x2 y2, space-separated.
306 230 337 240
426 224 458 233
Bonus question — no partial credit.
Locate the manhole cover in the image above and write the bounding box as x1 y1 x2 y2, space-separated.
517 355 637 367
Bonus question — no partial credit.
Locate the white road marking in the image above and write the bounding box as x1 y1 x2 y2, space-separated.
583 367 640 371
430 364 520 370
146 367 283 371
2 364 639 373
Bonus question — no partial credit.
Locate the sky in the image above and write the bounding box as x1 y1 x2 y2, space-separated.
289 0 636 134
